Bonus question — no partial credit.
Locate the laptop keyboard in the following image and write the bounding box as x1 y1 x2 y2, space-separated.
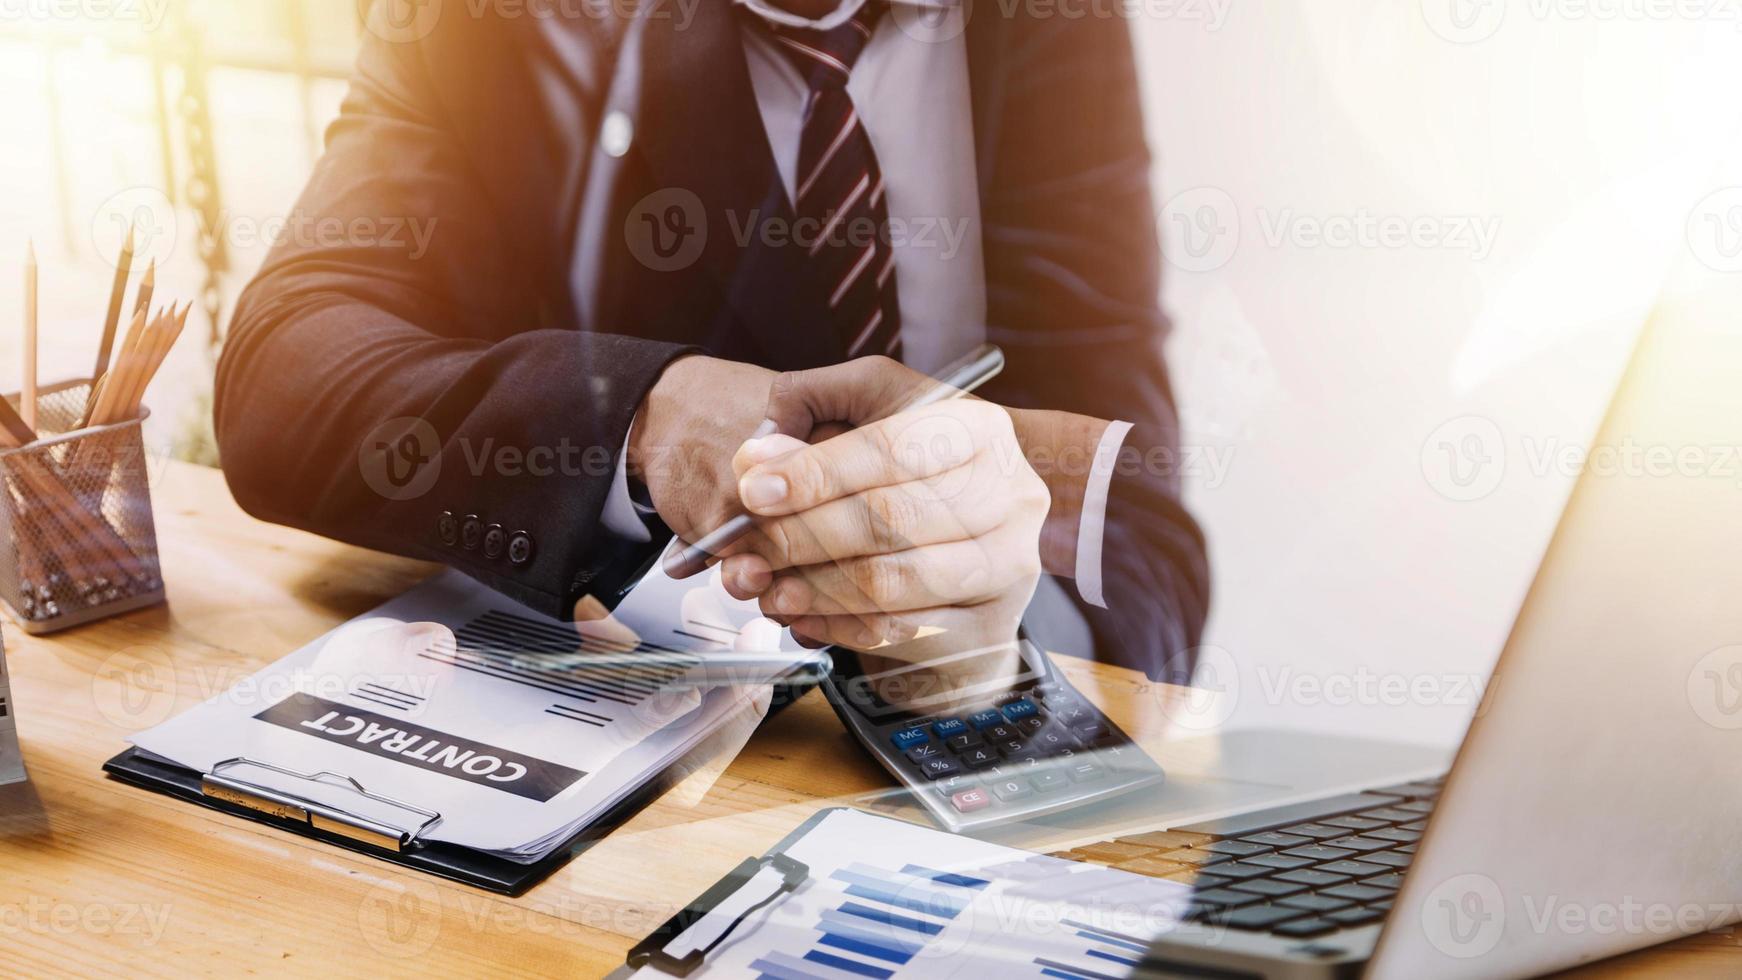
1049 777 1445 940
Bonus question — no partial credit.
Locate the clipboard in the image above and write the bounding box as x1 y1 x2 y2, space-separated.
100 676 826 897
620 806 854 977
101 748 679 895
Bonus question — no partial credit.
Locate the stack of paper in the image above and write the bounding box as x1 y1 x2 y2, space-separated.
128 560 808 862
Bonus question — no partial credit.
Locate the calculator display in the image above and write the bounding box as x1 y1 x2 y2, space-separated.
826 638 1046 724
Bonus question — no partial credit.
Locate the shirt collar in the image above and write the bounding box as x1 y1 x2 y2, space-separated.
734 0 954 32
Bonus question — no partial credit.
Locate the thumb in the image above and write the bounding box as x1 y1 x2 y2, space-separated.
732 432 807 481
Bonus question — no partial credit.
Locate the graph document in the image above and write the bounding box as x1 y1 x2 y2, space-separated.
637 809 1193 979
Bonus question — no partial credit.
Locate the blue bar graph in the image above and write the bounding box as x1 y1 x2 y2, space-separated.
1029 918 1153 979
899 863 991 890
750 860 991 980
835 900 943 936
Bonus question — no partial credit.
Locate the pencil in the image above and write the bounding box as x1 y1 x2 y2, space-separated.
115 304 182 421
133 260 155 317
87 308 152 428
93 223 134 382
22 240 37 432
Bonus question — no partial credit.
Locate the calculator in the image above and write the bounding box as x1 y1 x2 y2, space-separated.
817 633 1164 832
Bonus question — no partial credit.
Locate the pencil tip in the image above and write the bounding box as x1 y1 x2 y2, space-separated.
25 239 35 263
142 260 155 283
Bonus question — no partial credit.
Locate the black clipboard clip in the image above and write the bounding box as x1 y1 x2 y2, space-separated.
626 852 810 977
200 756 444 853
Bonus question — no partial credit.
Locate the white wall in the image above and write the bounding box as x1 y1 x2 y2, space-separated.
1134 1 1742 745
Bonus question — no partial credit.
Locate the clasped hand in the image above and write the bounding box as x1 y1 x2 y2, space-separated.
719 358 1047 655
635 356 1048 706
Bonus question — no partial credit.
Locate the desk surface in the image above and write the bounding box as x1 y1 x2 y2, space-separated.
0 461 1733 977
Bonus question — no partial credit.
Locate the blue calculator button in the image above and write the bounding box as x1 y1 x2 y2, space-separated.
968 709 1004 730
891 727 930 750
1001 699 1039 722
931 718 968 739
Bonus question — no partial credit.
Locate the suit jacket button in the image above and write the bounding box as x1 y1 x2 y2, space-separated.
508 531 534 566
460 515 483 550
601 110 632 157
437 511 458 546
482 524 506 560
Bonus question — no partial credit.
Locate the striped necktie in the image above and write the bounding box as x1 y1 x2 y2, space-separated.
746 2 903 360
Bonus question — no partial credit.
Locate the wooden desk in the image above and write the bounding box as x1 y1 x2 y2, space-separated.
0 461 1732 977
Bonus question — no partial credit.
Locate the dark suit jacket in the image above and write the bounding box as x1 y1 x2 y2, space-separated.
215 0 1209 681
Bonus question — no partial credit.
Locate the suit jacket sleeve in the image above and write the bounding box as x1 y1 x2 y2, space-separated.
214 22 690 618
977 15 1211 683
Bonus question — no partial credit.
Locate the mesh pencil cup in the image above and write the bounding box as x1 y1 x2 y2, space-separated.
0 379 165 633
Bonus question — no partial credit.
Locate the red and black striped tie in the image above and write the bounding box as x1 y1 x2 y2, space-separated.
749 2 903 360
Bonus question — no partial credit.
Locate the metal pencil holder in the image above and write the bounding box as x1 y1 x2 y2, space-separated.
0 379 165 633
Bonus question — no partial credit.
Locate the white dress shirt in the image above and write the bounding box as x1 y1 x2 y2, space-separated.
604 0 1127 609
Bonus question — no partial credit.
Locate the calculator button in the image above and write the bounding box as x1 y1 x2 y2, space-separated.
1065 760 1105 782
1001 699 1039 722
1091 747 1145 774
1070 721 1109 740
932 718 968 739
905 744 944 763
984 724 1020 742
1031 771 1068 793
968 709 1004 730
1015 716 1047 735
917 757 962 780
1030 729 1078 753
1045 693 1083 713
994 738 1029 757
951 788 992 813
936 774 977 795
958 746 998 769
890 727 929 750
1054 705 1095 727
945 733 982 752
991 778 1034 801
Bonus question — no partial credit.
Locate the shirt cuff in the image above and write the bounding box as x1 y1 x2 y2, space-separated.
601 417 653 544
1074 419 1134 610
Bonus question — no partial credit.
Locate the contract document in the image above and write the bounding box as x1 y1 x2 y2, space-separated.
129 560 809 862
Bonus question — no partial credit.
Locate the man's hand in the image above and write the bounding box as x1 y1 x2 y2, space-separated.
628 355 779 548
716 357 1050 655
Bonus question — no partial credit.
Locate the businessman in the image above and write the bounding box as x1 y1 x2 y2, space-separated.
215 0 1209 683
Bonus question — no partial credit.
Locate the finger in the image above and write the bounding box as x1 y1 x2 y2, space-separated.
787 613 922 650
759 535 1030 617
741 478 995 571
570 594 643 652
738 401 997 516
720 553 773 600
659 683 772 808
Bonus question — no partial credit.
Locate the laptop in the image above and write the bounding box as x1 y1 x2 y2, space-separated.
1039 275 1742 979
